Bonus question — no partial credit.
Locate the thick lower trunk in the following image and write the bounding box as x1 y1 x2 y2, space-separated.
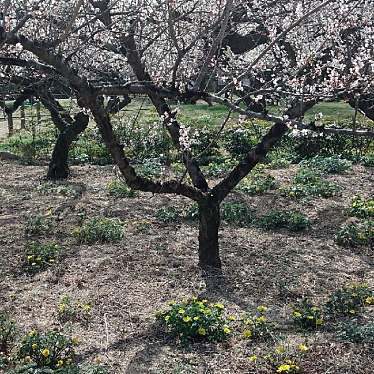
198 199 222 269
47 113 89 180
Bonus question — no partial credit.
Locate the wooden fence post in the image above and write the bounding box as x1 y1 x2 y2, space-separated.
20 104 26 129
7 111 14 137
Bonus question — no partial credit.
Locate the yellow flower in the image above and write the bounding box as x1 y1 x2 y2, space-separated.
316 318 323 325
311 306 320 312
197 327 206 336
27 255 34 261
349 309 356 315
28 330 37 337
256 316 266 323
277 364 291 373
214 303 224 309
223 326 231 334
248 355 257 362
168 300 176 306
244 318 253 325
298 343 308 352
257 305 268 313
57 360 64 367
306 315 314 320
228 315 236 321
193 316 200 321
72 337 80 346
178 309 185 314
365 296 373 305
243 329 252 338
32 343 38 350
164 315 170 322
183 316 192 323
275 345 286 354
41 348 50 357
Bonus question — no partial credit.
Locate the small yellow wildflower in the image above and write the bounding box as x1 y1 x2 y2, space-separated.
214 303 224 309
349 309 356 315
248 355 257 362
168 300 176 306
41 348 50 357
365 296 373 305
256 316 266 323
306 315 314 320
183 316 192 323
31 343 38 350
275 345 286 354
164 315 170 322
27 255 33 261
244 318 253 325
178 308 185 314
292 311 302 318
223 326 231 334
277 364 291 373
193 316 200 321
311 306 320 312
57 360 64 367
257 305 268 313
228 315 236 321
243 329 252 338
316 318 323 325
197 327 206 336
28 330 37 337
71 337 80 346
298 343 308 352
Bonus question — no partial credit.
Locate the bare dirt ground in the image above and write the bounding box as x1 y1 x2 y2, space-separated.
0 161 373 374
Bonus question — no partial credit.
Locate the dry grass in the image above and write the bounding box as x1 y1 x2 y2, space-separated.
0 161 373 374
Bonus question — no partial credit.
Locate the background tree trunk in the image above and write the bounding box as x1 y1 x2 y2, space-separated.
47 112 89 180
198 198 222 270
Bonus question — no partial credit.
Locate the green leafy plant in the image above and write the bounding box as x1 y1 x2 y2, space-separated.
36 183 81 198
324 283 374 317
107 180 138 198
283 168 340 199
157 298 232 344
3 363 108 374
221 202 255 227
73 218 124 244
241 305 275 341
18 330 77 369
291 299 323 329
183 204 199 222
347 196 374 219
236 174 277 195
25 215 53 237
258 210 310 232
337 322 374 343
300 155 352 174
57 295 92 323
335 220 373 247
155 207 181 223
0 312 16 368
24 242 61 274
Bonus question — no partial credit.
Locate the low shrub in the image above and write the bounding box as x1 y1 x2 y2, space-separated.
242 305 274 341
300 155 352 174
73 218 124 244
18 330 77 369
221 202 255 227
57 295 92 323
0 312 16 361
324 283 374 317
24 243 61 274
337 322 374 343
283 168 340 199
157 298 232 344
335 220 373 247
25 215 53 237
155 207 181 223
36 183 81 198
347 196 374 219
258 210 310 232
107 180 137 198
291 299 323 329
183 204 199 222
236 174 277 195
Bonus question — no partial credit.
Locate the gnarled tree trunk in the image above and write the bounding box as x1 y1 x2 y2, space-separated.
47 112 89 180
198 198 222 270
